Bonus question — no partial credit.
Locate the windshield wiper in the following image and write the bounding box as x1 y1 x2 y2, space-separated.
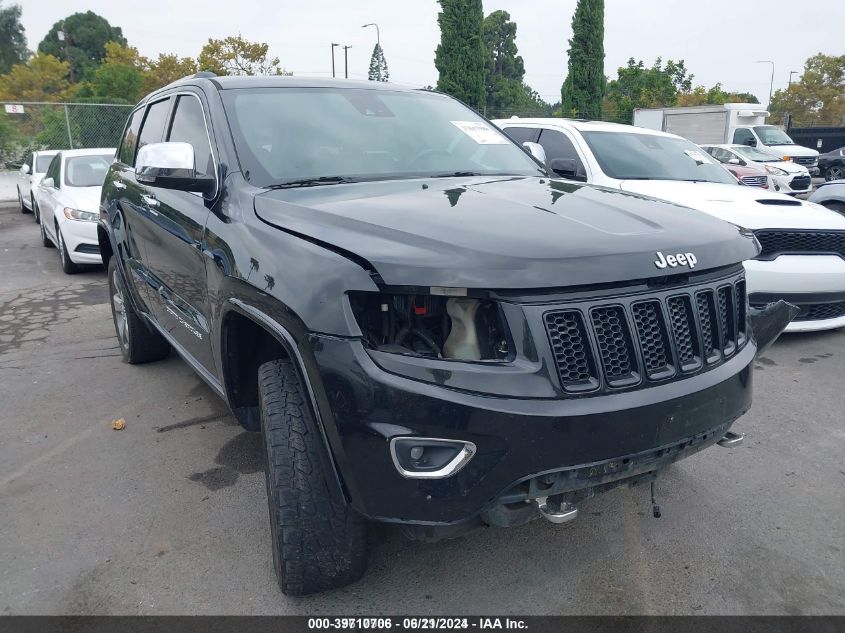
267 175 356 189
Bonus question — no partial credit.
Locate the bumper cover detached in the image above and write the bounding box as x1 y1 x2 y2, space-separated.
308 335 757 526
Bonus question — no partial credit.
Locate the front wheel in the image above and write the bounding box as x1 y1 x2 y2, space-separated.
825 166 845 181
32 195 39 223
39 213 52 247
57 227 80 274
258 359 368 596
107 258 170 364
18 187 30 214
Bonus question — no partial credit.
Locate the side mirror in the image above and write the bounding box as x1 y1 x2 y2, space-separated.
42 177 54 189
727 157 741 165
549 157 587 182
135 142 215 195
522 141 546 164
20 164 30 175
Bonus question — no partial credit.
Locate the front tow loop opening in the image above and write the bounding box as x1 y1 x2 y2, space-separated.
717 430 745 448
535 496 578 524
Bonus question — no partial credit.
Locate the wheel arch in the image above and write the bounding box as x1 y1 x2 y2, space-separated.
220 299 348 504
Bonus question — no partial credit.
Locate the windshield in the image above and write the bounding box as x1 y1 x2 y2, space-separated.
64 154 113 187
221 87 544 188
581 131 738 184
753 125 794 146
732 145 783 162
35 154 54 173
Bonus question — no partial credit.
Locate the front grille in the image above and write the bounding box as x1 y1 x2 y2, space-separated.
795 301 845 322
544 272 747 394
741 175 768 187
790 175 811 190
754 230 845 260
791 156 816 167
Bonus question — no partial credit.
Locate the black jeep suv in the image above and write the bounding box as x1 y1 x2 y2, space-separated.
99 75 768 596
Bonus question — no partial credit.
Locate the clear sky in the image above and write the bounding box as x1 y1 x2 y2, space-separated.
17 0 845 105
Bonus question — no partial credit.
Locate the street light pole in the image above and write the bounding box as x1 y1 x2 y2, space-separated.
343 45 352 79
755 60 775 109
788 70 799 86
331 43 339 78
362 23 380 46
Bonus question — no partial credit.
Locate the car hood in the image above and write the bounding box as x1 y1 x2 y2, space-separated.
254 176 757 289
768 161 809 175
619 180 845 230
763 144 818 158
63 186 102 213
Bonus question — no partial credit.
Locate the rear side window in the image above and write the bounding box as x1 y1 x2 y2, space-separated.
35 154 54 172
502 126 540 146
136 98 171 156
167 95 214 177
118 108 144 165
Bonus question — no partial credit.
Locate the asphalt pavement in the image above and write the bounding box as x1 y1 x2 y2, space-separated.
0 200 843 615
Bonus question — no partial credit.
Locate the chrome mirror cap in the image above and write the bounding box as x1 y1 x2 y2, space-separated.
522 141 547 165
135 142 196 182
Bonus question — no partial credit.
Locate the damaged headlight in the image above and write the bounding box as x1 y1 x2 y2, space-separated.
348 291 511 361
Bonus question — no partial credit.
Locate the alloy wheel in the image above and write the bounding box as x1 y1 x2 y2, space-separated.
827 166 844 181
112 268 129 351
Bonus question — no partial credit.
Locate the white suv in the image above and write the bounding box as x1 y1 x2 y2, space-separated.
494 118 845 332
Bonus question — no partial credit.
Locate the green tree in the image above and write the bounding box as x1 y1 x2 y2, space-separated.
482 10 524 115
144 53 197 93
198 35 290 76
435 0 486 111
561 0 605 119
676 83 759 107
38 12 126 82
769 53 845 127
604 57 693 122
86 42 146 103
368 43 389 82
0 53 76 101
0 109 22 165
0 2 28 74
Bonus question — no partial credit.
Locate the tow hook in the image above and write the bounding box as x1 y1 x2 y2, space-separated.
717 430 745 448
535 496 578 524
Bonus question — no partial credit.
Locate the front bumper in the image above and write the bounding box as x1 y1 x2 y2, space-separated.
308 335 755 525
745 256 845 332
59 218 102 264
771 173 812 195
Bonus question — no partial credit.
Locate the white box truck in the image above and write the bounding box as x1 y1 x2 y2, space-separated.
633 103 819 174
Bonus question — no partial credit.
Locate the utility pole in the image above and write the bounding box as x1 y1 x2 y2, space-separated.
788 70 799 86
755 60 775 109
343 45 352 79
58 23 74 83
331 43 339 78
362 23 380 46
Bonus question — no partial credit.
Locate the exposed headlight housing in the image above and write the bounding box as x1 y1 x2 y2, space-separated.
348 291 511 361
63 207 98 222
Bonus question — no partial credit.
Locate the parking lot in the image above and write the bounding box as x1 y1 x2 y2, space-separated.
0 199 843 615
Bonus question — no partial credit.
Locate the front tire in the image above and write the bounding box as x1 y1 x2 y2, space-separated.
39 213 52 247
57 227 80 274
258 359 368 596
32 195 39 223
107 258 170 364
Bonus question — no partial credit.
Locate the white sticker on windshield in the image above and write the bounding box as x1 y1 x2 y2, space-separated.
684 149 710 164
451 121 509 145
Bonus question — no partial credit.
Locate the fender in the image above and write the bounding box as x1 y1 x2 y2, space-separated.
224 298 351 506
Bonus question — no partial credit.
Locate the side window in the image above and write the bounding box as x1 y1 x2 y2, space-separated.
708 148 728 163
136 98 171 155
45 154 61 185
501 126 540 146
538 129 586 171
733 128 754 145
118 107 144 166
167 95 214 177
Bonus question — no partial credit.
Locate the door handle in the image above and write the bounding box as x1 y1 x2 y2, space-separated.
141 194 158 207
112 180 127 190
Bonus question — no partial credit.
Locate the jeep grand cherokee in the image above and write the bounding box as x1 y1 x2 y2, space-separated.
98 75 786 596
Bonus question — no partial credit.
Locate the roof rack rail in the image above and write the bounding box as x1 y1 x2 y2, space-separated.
191 71 217 79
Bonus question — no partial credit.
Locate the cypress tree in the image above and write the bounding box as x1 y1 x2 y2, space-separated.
435 0 486 111
368 43 389 82
561 0 605 119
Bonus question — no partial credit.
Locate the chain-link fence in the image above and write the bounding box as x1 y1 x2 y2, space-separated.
0 102 133 168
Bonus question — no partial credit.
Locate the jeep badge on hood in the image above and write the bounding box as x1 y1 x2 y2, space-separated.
654 251 698 269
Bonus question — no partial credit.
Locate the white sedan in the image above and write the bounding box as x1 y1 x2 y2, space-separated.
33 148 115 274
17 150 58 219
702 144 812 196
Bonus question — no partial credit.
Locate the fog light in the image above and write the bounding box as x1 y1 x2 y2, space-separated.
390 437 477 479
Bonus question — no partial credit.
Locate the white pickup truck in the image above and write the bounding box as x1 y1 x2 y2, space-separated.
632 103 819 175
